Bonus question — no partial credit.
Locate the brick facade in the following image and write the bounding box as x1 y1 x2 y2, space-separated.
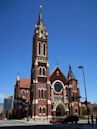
13 6 81 121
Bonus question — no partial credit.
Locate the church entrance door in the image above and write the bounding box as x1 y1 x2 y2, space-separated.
56 104 65 116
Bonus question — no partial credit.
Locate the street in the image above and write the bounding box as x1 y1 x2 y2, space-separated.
0 120 97 129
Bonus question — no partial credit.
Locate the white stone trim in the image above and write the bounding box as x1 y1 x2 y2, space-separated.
32 99 38 104
38 66 46 76
69 84 72 88
47 81 51 84
21 89 26 95
38 88 46 90
43 105 46 109
37 41 41 56
46 32 48 36
51 80 64 89
35 60 38 65
72 103 74 107
51 80 64 94
39 113 42 115
35 24 37 28
47 62 49 67
33 79 38 83
47 100 51 104
47 115 52 118
56 71 59 76
64 85 68 89
34 115 49 119
79 102 81 107
34 115 40 118
53 99 68 112
38 75 47 77
36 30 38 33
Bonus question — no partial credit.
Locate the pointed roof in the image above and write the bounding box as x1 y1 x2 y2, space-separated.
37 5 44 27
18 78 30 89
50 66 68 85
67 65 76 80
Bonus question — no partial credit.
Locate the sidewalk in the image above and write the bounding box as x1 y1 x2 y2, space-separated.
19 118 50 125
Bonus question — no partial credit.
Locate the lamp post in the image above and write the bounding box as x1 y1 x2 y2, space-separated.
78 66 90 124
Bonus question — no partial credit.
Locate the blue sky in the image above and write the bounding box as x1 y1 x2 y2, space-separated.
0 0 97 103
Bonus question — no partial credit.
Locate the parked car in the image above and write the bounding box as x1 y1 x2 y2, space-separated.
50 118 64 123
62 115 79 123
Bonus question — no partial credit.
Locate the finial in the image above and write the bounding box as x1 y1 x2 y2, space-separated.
16 72 20 82
40 5 42 9
39 5 42 20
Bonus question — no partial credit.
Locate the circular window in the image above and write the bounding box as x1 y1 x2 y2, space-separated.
54 82 63 93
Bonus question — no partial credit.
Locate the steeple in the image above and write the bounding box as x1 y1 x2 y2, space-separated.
37 5 44 27
67 65 76 80
31 5 51 119
34 5 48 39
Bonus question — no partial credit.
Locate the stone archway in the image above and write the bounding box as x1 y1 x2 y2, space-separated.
56 104 65 116
52 100 68 117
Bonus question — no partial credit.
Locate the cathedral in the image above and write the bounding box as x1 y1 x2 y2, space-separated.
13 6 81 121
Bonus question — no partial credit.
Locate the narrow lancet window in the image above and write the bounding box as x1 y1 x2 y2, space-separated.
39 42 41 55
43 43 45 55
43 67 45 76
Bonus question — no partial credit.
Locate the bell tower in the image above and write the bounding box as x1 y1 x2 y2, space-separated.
31 5 51 121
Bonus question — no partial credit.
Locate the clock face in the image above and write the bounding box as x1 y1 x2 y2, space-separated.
54 82 63 93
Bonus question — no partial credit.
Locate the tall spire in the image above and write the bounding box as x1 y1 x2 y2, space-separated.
67 65 76 80
37 5 44 26
39 5 42 21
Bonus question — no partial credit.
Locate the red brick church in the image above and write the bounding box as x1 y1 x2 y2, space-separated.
13 6 81 121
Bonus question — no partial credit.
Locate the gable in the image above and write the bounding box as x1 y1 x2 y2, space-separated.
50 66 68 85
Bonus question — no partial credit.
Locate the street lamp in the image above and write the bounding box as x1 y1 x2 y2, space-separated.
78 66 90 124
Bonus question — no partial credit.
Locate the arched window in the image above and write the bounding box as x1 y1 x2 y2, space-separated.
44 90 46 99
43 107 46 113
22 90 26 97
39 67 42 75
39 106 42 113
43 43 46 55
38 89 41 98
43 67 46 76
41 89 44 99
39 42 41 55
